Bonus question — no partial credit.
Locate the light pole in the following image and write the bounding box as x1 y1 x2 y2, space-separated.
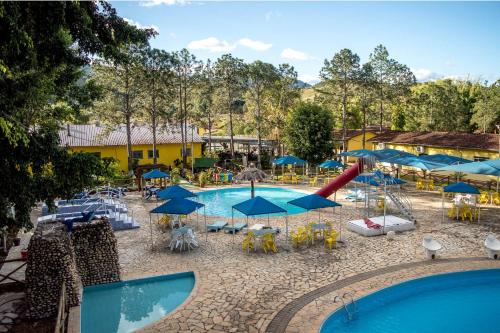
191 124 195 177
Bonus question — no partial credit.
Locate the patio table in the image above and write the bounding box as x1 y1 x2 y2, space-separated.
311 223 329 244
170 226 198 252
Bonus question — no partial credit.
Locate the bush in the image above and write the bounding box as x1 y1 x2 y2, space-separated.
171 167 181 184
284 102 334 164
198 171 208 188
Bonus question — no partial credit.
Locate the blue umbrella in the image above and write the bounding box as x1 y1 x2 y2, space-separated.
288 194 341 210
143 169 169 179
232 196 286 216
443 182 480 194
272 155 306 165
319 160 345 168
419 154 471 165
436 159 500 177
384 155 446 171
150 197 204 214
354 174 380 186
157 185 197 200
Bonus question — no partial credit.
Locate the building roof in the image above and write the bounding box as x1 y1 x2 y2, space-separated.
333 126 387 141
203 135 276 146
59 124 204 147
368 131 499 152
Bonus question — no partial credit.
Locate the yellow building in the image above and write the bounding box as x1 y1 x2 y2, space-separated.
59 124 204 172
333 129 380 162
367 131 499 161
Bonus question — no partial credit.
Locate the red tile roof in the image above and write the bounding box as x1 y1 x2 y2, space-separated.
368 131 499 152
59 124 204 147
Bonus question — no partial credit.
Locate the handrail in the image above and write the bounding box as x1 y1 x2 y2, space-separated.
54 281 68 333
0 258 27 285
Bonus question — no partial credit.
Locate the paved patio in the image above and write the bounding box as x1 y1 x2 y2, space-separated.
115 185 500 333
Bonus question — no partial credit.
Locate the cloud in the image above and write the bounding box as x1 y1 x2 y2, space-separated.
187 37 272 53
169 32 177 39
265 10 282 22
298 74 320 85
280 48 312 61
188 37 234 52
237 38 272 51
123 18 159 33
140 0 189 6
411 68 442 82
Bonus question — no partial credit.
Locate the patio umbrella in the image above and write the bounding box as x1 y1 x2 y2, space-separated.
318 160 345 169
441 182 480 223
435 159 500 191
142 169 170 189
384 155 446 171
287 194 343 241
235 163 267 198
149 197 205 248
419 154 471 165
232 196 288 243
157 184 197 200
272 155 306 165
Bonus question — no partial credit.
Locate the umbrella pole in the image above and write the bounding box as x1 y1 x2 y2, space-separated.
441 191 445 224
232 209 235 243
339 206 343 243
267 214 270 227
383 182 387 234
497 176 499 193
285 214 289 244
205 207 208 243
149 214 153 250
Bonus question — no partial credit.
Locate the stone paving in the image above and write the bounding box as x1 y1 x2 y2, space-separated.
114 185 500 333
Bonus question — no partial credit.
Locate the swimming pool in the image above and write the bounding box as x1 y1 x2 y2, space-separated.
195 187 309 217
81 272 195 333
320 269 500 333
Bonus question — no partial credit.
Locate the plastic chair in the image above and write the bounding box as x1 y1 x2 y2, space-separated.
242 231 255 253
428 179 435 191
416 179 424 190
309 177 318 187
262 233 278 254
493 192 500 206
479 192 490 205
324 229 338 250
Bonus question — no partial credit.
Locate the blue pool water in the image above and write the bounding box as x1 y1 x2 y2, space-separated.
320 269 500 333
81 272 195 333
196 187 309 217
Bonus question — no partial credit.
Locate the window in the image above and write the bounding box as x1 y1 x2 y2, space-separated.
148 150 159 159
474 156 489 162
90 152 101 158
132 150 143 159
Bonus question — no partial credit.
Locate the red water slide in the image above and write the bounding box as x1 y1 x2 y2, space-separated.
316 159 364 198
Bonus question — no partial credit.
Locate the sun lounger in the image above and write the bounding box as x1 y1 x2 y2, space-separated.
422 236 442 259
223 222 248 234
347 215 415 237
484 234 500 259
206 221 228 232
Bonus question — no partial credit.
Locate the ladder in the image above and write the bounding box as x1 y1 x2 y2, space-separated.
333 292 358 320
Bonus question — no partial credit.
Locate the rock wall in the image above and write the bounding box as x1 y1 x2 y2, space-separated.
25 218 121 319
25 224 81 319
71 219 121 286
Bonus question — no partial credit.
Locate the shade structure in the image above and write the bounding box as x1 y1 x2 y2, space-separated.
354 174 380 186
150 197 204 215
338 149 373 157
384 155 446 171
443 182 480 194
157 185 197 200
339 148 414 162
143 169 169 179
436 159 500 176
232 196 286 216
373 170 406 185
272 155 306 166
418 154 471 165
287 194 341 210
319 160 345 169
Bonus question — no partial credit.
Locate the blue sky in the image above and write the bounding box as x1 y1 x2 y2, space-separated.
112 1 500 84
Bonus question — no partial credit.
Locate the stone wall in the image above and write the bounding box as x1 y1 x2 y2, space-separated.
71 219 121 286
25 218 121 319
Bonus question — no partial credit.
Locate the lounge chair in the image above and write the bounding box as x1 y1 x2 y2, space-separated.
206 221 228 232
484 234 500 259
422 236 442 259
223 222 248 234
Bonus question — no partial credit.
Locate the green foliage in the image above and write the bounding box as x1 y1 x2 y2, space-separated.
285 103 334 164
198 171 208 188
171 167 181 184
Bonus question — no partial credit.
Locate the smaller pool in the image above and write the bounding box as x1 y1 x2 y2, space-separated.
81 272 195 333
320 269 500 333
195 187 309 217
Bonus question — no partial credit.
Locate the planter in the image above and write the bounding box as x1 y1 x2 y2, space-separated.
13 237 21 246
21 249 28 261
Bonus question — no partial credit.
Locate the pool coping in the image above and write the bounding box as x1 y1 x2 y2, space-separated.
265 257 500 333
68 270 200 333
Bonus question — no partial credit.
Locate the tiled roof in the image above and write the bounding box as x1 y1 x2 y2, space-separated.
368 131 499 152
59 124 204 147
333 126 386 141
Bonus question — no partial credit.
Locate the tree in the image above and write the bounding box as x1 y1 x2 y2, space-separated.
320 49 360 153
246 61 279 167
0 1 152 230
368 45 415 131
284 103 334 164
470 81 500 133
357 63 377 148
194 60 216 151
213 54 247 159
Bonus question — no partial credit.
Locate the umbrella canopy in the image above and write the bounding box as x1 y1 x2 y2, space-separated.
443 182 480 194
339 148 414 162
157 185 197 200
384 155 446 171
235 166 267 181
319 160 345 169
418 154 471 165
373 170 407 185
354 174 380 186
232 196 286 216
143 169 169 179
338 149 373 157
435 159 500 176
272 155 306 165
287 194 341 210
150 197 204 214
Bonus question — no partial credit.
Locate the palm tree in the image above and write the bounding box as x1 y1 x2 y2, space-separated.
235 163 267 198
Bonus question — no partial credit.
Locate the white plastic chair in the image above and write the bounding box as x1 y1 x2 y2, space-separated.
484 234 500 260
422 236 442 259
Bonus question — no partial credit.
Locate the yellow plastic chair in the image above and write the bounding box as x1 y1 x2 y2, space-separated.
479 192 490 205
428 179 435 191
324 229 338 250
448 204 457 218
291 229 308 248
262 233 278 254
291 175 299 184
309 177 318 187
461 206 473 222
493 192 500 206
242 231 255 253
377 198 385 209
416 179 424 190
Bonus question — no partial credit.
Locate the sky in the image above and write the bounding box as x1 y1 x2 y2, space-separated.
111 1 500 84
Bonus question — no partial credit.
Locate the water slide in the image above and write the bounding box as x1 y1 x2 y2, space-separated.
316 159 365 198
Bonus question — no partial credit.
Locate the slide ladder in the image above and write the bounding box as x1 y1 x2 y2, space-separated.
386 188 417 223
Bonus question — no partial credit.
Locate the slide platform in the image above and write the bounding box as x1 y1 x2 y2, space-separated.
316 159 364 198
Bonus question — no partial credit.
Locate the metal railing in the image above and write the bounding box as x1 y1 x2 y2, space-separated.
54 281 68 333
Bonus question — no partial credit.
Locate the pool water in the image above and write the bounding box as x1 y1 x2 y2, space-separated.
196 187 310 217
320 269 500 333
81 272 195 333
